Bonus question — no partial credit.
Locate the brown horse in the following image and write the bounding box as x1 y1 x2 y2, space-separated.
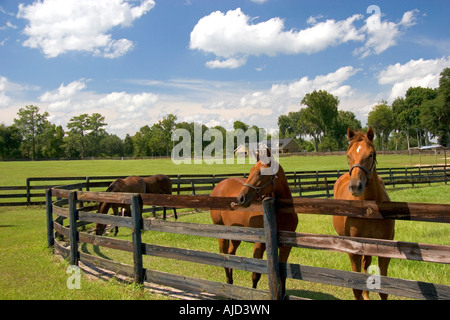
333 127 395 300
95 175 146 236
143 174 177 220
210 150 298 296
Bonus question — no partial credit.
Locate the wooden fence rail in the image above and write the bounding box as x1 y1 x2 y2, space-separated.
2 165 449 206
46 183 450 300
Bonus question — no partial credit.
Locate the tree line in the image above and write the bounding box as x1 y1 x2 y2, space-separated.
1 68 448 160
278 67 450 152
0 106 266 160
366 68 449 151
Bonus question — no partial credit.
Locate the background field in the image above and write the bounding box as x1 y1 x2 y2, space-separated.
0 152 445 186
0 154 449 300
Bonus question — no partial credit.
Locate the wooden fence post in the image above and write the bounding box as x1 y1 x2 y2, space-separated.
45 189 55 248
324 177 330 198
68 191 79 266
85 177 90 191
26 178 31 206
131 194 144 284
45 189 54 249
262 197 283 300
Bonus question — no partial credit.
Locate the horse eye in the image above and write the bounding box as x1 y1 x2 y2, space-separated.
368 153 373 158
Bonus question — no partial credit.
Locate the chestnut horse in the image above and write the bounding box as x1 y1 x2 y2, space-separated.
210 150 298 296
333 127 395 300
95 175 146 236
143 174 178 220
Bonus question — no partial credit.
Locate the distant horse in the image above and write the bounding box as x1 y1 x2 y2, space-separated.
143 174 178 220
333 127 395 300
95 175 146 236
210 149 298 296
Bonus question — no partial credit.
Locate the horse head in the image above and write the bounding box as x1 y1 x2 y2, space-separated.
346 127 377 196
236 147 279 207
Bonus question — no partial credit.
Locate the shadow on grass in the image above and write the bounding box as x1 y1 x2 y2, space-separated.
287 289 339 300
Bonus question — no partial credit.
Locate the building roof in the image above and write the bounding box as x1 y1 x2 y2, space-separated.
411 144 447 151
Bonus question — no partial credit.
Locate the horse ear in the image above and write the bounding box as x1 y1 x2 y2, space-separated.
259 147 272 165
347 127 355 141
253 149 260 162
367 127 374 141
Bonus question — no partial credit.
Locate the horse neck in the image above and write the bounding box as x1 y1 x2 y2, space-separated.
98 201 110 213
363 168 385 200
273 167 292 200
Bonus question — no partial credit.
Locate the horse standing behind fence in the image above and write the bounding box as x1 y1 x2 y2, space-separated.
210 149 298 296
95 175 146 236
143 174 177 220
333 127 395 300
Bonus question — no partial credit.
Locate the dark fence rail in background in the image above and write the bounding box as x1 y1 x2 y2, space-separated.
1 165 448 207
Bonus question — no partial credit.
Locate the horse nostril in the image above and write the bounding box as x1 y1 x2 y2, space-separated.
238 194 245 204
357 182 363 193
349 180 364 196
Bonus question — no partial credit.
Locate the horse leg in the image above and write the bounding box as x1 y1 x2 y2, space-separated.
348 253 363 300
113 205 119 236
218 239 233 284
362 255 372 300
163 207 166 220
252 242 266 289
278 246 292 296
173 208 178 220
228 240 241 285
378 257 391 300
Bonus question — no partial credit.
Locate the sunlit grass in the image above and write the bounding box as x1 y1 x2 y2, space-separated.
0 156 448 300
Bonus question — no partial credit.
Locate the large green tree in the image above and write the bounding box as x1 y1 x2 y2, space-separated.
13 105 50 160
66 113 107 158
40 124 65 158
393 87 438 149
299 90 339 151
421 68 450 147
0 124 22 159
367 102 394 150
333 110 361 150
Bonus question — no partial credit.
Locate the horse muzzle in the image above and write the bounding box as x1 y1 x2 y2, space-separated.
349 178 365 196
236 190 255 208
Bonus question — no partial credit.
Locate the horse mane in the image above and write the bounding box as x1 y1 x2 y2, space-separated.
348 130 374 150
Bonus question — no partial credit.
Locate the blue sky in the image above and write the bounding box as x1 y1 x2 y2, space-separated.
0 0 449 138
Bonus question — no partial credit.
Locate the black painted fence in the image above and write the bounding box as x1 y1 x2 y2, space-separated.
2 165 449 206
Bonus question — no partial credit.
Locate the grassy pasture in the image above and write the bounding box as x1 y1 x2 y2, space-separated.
0 154 449 300
0 152 445 186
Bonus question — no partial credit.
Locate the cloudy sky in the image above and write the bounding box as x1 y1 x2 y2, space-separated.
0 0 449 138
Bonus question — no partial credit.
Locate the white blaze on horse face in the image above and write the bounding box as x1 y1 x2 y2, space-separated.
356 145 361 154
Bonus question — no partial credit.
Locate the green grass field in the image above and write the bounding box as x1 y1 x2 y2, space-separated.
0 154 449 300
0 152 445 186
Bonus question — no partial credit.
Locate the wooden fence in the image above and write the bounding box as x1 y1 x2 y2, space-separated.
46 183 450 300
3 165 449 207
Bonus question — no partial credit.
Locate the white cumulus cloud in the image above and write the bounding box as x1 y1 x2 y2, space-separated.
191 8 420 68
354 9 419 58
17 0 155 58
378 56 450 101
190 8 364 68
